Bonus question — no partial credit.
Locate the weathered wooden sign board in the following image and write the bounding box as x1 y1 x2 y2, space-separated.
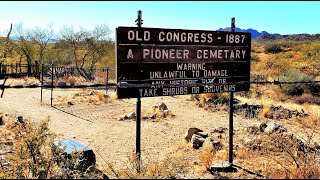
116 27 251 99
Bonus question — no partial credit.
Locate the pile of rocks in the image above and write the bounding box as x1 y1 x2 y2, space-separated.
264 105 309 120
234 103 263 118
184 127 223 151
244 121 287 135
119 102 172 121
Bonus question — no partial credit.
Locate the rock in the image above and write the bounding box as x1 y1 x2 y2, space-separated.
197 131 208 139
0 116 4 126
68 101 74 106
158 102 168 111
16 116 24 124
85 90 96 96
211 161 237 172
212 140 223 151
264 122 282 133
259 122 268 132
149 113 157 119
204 137 223 151
191 134 206 149
185 128 203 142
279 126 287 133
118 115 127 121
163 109 170 116
127 112 136 119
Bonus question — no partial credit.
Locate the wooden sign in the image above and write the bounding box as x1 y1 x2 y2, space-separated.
116 27 251 99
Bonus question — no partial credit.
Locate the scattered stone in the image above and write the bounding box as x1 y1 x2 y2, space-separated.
16 116 24 124
204 137 223 151
149 113 157 119
118 115 127 121
259 122 268 132
85 90 96 96
158 102 168 111
142 115 149 120
163 109 171 116
67 101 74 106
185 128 203 142
191 134 206 149
264 122 281 133
127 112 136 119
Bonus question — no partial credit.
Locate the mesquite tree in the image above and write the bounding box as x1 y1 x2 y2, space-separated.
57 24 112 80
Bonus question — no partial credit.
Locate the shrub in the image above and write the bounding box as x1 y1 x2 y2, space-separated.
0 117 104 179
292 93 320 105
251 53 260 62
280 70 313 96
264 43 283 54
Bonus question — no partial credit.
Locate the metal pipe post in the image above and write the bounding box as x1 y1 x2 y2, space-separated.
51 64 54 107
229 17 235 165
135 9 143 173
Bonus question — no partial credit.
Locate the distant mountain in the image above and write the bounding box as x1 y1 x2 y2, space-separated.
217 27 281 39
9 36 58 43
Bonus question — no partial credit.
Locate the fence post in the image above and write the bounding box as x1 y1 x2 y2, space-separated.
51 64 54 107
106 67 109 95
0 62 2 78
41 64 44 103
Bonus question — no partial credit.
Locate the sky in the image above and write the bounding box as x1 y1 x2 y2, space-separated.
0 1 319 39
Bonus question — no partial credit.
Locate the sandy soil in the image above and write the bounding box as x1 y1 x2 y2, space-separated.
1 85 319 178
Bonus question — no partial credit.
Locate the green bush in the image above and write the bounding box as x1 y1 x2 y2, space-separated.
280 70 313 96
264 43 283 54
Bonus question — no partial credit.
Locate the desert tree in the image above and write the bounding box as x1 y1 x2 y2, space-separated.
1 23 13 60
57 24 112 80
27 24 55 65
12 23 36 76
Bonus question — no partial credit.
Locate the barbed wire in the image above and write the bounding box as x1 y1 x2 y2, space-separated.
0 80 319 89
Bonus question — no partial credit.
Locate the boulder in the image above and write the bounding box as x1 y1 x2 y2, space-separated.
185 128 203 142
264 122 282 133
158 102 168 111
191 134 206 149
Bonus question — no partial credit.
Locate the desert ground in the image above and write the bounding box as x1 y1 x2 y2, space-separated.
1 78 319 178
